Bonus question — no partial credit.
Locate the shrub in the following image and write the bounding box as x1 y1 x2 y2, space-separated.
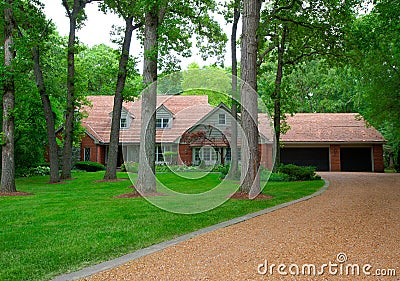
16 165 51 178
74 161 106 172
121 162 139 173
277 164 318 181
155 164 170 173
259 166 290 182
211 164 230 176
268 172 291 182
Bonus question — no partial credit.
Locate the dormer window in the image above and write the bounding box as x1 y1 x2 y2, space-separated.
110 107 133 129
156 118 170 129
120 117 127 128
218 113 226 125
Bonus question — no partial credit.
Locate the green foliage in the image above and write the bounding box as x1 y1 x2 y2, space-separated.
181 66 232 95
16 166 51 178
74 161 106 172
277 164 319 181
284 59 362 113
181 89 232 107
349 0 400 171
268 172 291 182
211 164 230 176
76 44 142 98
120 161 139 173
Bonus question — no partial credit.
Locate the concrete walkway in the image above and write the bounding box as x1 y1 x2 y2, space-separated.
62 173 400 280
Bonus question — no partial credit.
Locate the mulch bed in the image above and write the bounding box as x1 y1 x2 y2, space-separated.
94 178 130 183
228 192 273 200
0 191 33 197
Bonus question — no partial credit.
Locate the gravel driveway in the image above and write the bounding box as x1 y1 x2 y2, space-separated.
82 172 400 281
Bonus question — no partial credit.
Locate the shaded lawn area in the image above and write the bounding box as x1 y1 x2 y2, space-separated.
0 171 324 281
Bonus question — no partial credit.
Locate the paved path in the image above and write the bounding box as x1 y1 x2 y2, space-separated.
81 172 400 281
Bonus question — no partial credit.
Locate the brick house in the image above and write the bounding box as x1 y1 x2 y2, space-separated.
76 95 385 172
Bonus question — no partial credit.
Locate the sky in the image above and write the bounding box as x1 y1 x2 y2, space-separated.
40 0 236 71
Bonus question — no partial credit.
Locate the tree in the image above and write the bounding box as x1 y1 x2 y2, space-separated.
181 125 230 165
1 0 17 192
101 1 143 180
136 3 161 192
60 0 101 180
136 0 227 192
350 0 400 171
257 0 357 170
23 1 61 183
240 0 261 196
77 44 119 95
285 59 361 113
228 0 241 179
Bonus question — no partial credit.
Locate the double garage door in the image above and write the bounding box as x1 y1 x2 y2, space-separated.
280 147 372 172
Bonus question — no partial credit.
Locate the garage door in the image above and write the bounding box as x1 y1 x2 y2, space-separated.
340 147 372 172
280 148 330 171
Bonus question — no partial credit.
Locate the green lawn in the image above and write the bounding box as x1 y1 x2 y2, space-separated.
0 171 324 281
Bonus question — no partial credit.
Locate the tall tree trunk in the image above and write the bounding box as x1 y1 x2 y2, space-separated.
60 0 94 179
1 0 16 192
228 0 240 179
32 46 60 183
60 3 78 180
272 26 287 172
104 16 135 180
240 0 261 197
136 8 159 192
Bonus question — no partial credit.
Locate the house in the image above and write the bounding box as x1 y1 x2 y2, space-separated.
77 95 385 172
79 95 274 169
80 95 214 167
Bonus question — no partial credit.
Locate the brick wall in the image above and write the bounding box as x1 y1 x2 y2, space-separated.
330 145 341 171
373 144 384 172
178 144 192 165
80 134 98 163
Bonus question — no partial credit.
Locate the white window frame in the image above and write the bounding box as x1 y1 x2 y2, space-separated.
156 118 171 129
194 146 219 165
218 113 226 125
120 117 127 129
155 146 164 163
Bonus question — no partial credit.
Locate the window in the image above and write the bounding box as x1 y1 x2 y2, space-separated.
84 147 91 162
155 146 164 163
156 118 170 129
196 146 218 164
225 148 231 161
225 148 241 162
218 113 226 125
120 118 127 128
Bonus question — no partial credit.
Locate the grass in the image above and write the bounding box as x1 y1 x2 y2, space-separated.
0 171 324 281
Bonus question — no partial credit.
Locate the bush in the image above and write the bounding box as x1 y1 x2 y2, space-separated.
268 172 291 182
155 164 170 173
74 161 106 172
121 162 139 173
277 164 318 181
211 164 230 176
16 165 51 178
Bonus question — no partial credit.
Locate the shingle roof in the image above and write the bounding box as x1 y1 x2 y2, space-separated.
281 113 385 143
81 95 213 144
82 97 385 145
